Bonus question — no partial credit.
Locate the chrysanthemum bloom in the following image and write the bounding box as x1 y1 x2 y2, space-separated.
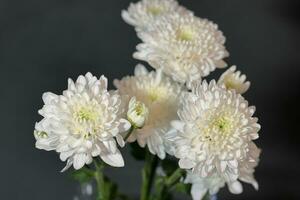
134 14 229 85
122 0 192 30
166 80 260 191
34 73 131 171
218 65 250 94
114 64 183 159
185 171 225 200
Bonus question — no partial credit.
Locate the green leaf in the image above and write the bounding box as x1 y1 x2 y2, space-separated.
174 182 191 195
161 158 178 176
70 166 94 184
130 142 146 160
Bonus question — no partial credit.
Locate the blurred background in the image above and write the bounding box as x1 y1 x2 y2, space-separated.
1 0 299 199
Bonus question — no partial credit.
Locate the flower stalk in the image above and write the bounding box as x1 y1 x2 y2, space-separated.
94 160 106 200
154 168 185 200
165 168 184 187
141 150 159 200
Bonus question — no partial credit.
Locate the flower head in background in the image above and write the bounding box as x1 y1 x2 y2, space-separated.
166 80 260 192
218 65 250 94
127 97 149 128
134 14 229 85
122 0 192 30
114 64 183 159
185 171 225 200
34 73 131 171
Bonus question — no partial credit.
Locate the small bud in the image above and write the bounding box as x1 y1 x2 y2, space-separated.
218 66 250 94
127 97 149 128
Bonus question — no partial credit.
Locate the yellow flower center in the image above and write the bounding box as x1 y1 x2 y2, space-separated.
74 107 98 122
177 27 195 41
72 101 103 138
196 113 234 145
211 115 233 135
147 6 163 15
147 87 168 102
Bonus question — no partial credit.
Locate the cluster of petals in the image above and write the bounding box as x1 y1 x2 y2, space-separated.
34 73 130 171
166 80 260 193
185 171 225 200
122 0 192 30
134 13 229 85
114 64 183 159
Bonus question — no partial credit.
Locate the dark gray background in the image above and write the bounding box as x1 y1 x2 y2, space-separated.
1 0 299 199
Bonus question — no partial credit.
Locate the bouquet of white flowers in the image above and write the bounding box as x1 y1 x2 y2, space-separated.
33 1 261 200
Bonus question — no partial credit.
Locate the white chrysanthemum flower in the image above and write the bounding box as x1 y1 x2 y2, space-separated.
185 171 225 200
134 14 229 85
166 80 261 188
218 65 250 94
127 97 149 128
114 64 183 159
34 73 131 171
122 0 192 30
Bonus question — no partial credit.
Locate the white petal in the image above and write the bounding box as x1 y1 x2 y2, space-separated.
228 181 243 194
42 92 58 104
121 10 136 26
99 75 108 91
227 159 238 169
68 79 76 91
59 151 74 161
73 154 87 170
171 120 185 132
134 64 148 76
191 184 208 200
179 158 196 169
100 150 124 167
76 75 87 86
116 134 125 147
61 159 73 172
118 119 131 133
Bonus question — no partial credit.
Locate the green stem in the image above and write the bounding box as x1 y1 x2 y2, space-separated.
141 150 159 200
165 168 184 187
94 160 106 200
124 125 135 141
155 168 185 200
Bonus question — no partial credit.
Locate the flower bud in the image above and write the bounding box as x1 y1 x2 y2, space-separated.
218 66 250 94
127 97 149 128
